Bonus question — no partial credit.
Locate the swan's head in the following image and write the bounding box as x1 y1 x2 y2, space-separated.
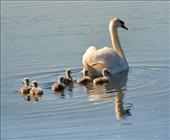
102 68 111 78
32 80 38 87
109 18 128 30
22 77 29 85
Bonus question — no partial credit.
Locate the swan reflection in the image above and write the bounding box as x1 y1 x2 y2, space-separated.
86 70 132 120
114 89 132 120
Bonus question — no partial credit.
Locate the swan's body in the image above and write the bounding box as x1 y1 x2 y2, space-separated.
82 18 129 77
30 81 43 95
93 68 110 85
63 69 73 86
19 78 31 95
77 69 92 85
52 77 65 92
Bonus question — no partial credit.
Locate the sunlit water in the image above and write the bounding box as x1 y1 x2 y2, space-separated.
1 1 170 140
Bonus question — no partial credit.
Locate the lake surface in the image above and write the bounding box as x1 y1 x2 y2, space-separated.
1 1 170 140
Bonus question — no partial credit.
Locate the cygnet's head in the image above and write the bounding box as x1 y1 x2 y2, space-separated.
32 80 38 87
102 68 110 78
58 76 64 84
109 18 128 30
66 69 72 75
22 77 29 85
83 69 89 76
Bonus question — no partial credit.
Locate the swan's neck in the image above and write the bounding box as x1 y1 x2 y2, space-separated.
110 27 125 57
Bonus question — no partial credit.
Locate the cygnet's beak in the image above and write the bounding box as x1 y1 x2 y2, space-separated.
121 24 128 30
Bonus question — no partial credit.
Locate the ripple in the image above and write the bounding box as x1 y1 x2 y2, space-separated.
2 66 169 140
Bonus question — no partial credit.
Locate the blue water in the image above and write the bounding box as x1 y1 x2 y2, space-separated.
1 1 170 140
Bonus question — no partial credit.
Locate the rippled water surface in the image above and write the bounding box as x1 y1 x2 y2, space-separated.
1 1 170 140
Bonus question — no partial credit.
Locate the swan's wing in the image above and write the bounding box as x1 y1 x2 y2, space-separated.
83 47 113 64
82 46 128 76
95 47 128 69
88 47 118 69
82 46 113 76
82 46 97 67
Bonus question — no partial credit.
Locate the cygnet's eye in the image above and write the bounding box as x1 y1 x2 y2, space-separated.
106 71 111 76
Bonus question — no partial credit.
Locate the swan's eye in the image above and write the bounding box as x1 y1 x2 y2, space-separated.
119 20 128 30
120 20 125 25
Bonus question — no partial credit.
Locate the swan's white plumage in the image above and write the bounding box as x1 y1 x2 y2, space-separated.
82 46 128 76
82 18 129 77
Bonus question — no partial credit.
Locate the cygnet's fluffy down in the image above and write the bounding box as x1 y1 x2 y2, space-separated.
63 69 73 86
77 69 92 85
52 76 65 92
30 81 43 95
19 78 31 94
93 68 110 85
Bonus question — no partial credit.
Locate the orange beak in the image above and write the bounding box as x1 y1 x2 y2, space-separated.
121 24 128 30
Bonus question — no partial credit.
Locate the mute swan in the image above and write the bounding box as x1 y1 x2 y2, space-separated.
63 69 73 85
77 69 92 84
19 78 31 94
93 68 110 85
82 18 129 77
30 81 43 95
52 76 65 92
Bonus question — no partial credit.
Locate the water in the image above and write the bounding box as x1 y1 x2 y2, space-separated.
1 1 170 140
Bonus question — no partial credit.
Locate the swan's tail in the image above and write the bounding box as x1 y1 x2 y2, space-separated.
83 60 97 77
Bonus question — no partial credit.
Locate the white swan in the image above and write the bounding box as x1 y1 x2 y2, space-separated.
82 18 129 77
